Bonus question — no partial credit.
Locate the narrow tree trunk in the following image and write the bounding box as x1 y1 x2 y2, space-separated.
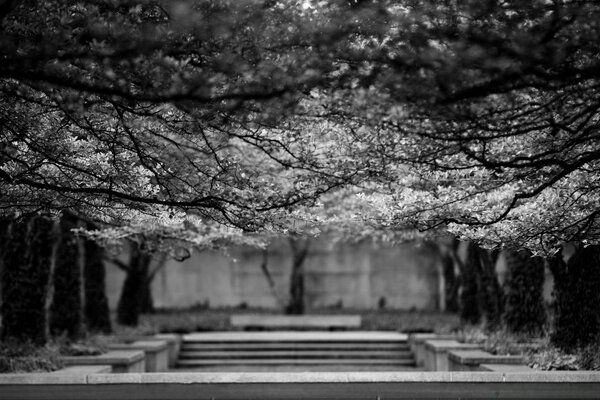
503 249 546 335
285 238 309 315
440 240 460 313
83 236 112 333
50 213 83 339
1 217 55 344
459 242 482 324
478 248 503 330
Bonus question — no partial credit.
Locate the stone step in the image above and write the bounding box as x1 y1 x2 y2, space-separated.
176 358 416 367
182 331 408 343
181 342 410 351
178 350 414 360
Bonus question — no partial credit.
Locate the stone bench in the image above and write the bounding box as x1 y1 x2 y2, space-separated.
230 315 362 330
99 334 181 368
60 350 145 373
2 371 600 399
108 341 169 372
448 349 525 371
408 334 455 367
424 340 481 371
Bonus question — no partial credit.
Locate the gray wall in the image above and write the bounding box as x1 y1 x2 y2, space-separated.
104 238 444 311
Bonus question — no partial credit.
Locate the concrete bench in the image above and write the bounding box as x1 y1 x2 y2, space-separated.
60 350 145 373
424 340 481 371
230 315 362 330
407 334 455 367
153 334 182 367
448 349 525 371
108 341 169 372
2 371 600 399
99 334 181 368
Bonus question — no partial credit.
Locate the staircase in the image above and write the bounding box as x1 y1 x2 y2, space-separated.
177 331 415 370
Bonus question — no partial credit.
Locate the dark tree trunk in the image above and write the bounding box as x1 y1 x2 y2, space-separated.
1 217 55 344
550 245 600 351
83 236 112 333
442 242 460 313
50 213 83 339
478 248 503 330
459 242 482 324
139 273 155 314
285 238 309 315
503 249 546 335
116 242 152 326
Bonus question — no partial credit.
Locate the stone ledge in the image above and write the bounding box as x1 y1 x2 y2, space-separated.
409 334 456 345
51 365 112 374
230 314 362 329
479 363 536 372
449 349 524 366
183 331 407 342
109 340 167 353
424 340 480 351
3 371 600 385
61 350 144 366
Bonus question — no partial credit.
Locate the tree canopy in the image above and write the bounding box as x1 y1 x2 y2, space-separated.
2 0 600 254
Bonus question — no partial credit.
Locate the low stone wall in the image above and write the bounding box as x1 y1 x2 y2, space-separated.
108 341 169 372
448 349 526 372
2 371 600 399
408 334 455 367
424 340 480 371
230 314 362 330
60 350 145 373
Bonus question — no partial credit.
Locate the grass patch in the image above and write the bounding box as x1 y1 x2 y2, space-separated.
0 335 109 373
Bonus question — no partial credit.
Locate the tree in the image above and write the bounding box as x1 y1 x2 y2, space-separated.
49 213 83 339
0 0 366 233
549 245 600 351
284 236 310 315
3 0 600 346
0 216 56 344
83 233 112 333
312 0 600 254
503 249 546 336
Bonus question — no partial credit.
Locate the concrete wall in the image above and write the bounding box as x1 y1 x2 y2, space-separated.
104 238 442 311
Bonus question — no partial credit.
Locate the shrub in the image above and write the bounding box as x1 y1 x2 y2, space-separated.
577 339 600 370
0 340 63 373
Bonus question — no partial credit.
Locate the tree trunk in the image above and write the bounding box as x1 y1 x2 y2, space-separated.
459 242 482 324
83 236 112 333
478 248 503 330
550 245 600 351
50 213 83 339
503 249 546 335
442 239 460 313
116 242 152 326
285 237 309 315
1 217 55 344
